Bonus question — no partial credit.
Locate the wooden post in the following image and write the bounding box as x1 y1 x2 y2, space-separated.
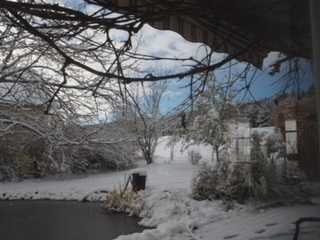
310 0 320 178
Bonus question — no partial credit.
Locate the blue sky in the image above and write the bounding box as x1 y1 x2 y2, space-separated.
159 54 314 114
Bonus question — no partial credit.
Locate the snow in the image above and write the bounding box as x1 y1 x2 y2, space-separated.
1 136 320 240
154 136 213 163
198 204 320 240
0 136 198 201
0 161 195 201
116 189 229 240
115 189 320 240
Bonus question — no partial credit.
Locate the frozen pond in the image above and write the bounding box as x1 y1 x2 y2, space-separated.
0 200 145 240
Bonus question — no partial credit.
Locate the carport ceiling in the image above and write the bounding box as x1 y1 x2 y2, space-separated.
111 0 311 67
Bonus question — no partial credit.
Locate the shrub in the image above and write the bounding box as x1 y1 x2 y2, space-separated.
69 145 136 174
192 129 298 203
104 187 144 216
15 152 40 178
23 139 54 176
192 134 282 204
70 154 90 174
192 163 219 200
265 131 285 157
192 161 273 203
188 150 202 165
0 120 138 181
0 166 16 182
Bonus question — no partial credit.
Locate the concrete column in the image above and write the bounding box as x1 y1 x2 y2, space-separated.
310 0 320 177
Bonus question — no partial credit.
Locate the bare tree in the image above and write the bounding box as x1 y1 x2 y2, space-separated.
137 81 167 164
0 0 257 101
0 1 307 111
115 81 168 164
0 0 308 176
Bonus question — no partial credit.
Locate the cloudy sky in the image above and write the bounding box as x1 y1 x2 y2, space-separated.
63 0 314 114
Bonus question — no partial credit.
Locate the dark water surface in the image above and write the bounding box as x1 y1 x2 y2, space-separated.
0 200 145 240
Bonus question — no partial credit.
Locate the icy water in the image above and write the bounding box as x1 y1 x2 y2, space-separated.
0 200 145 240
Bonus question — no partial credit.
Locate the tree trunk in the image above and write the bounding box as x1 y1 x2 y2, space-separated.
211 145 215 162
143 149 153 165
212 145 220 165
215 148 220 164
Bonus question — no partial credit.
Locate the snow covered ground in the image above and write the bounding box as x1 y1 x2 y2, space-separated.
0 161 195 201
1 136 320 240
116 190 320 240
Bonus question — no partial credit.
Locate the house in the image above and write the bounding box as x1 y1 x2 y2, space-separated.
272 95 319 179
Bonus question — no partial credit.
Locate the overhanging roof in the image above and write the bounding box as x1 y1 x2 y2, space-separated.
111 0 311 67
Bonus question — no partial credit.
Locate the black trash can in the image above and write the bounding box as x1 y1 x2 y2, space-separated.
131 171 147 192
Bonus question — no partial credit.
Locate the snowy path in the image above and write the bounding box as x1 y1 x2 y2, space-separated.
0 162 196 201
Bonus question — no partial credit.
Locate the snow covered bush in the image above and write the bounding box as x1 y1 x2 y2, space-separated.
192 162 268 203
223 133 278 202
192 134 282 204
192 163 219 200
0 138 137 181
188 150 202 165
15 152 39 178
0 166 16 182
0 138 47 179
68 144 137 174
265 132 285 156
0 139 17 181
191 161 251 203
192 160 230 201
249 133 271 199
